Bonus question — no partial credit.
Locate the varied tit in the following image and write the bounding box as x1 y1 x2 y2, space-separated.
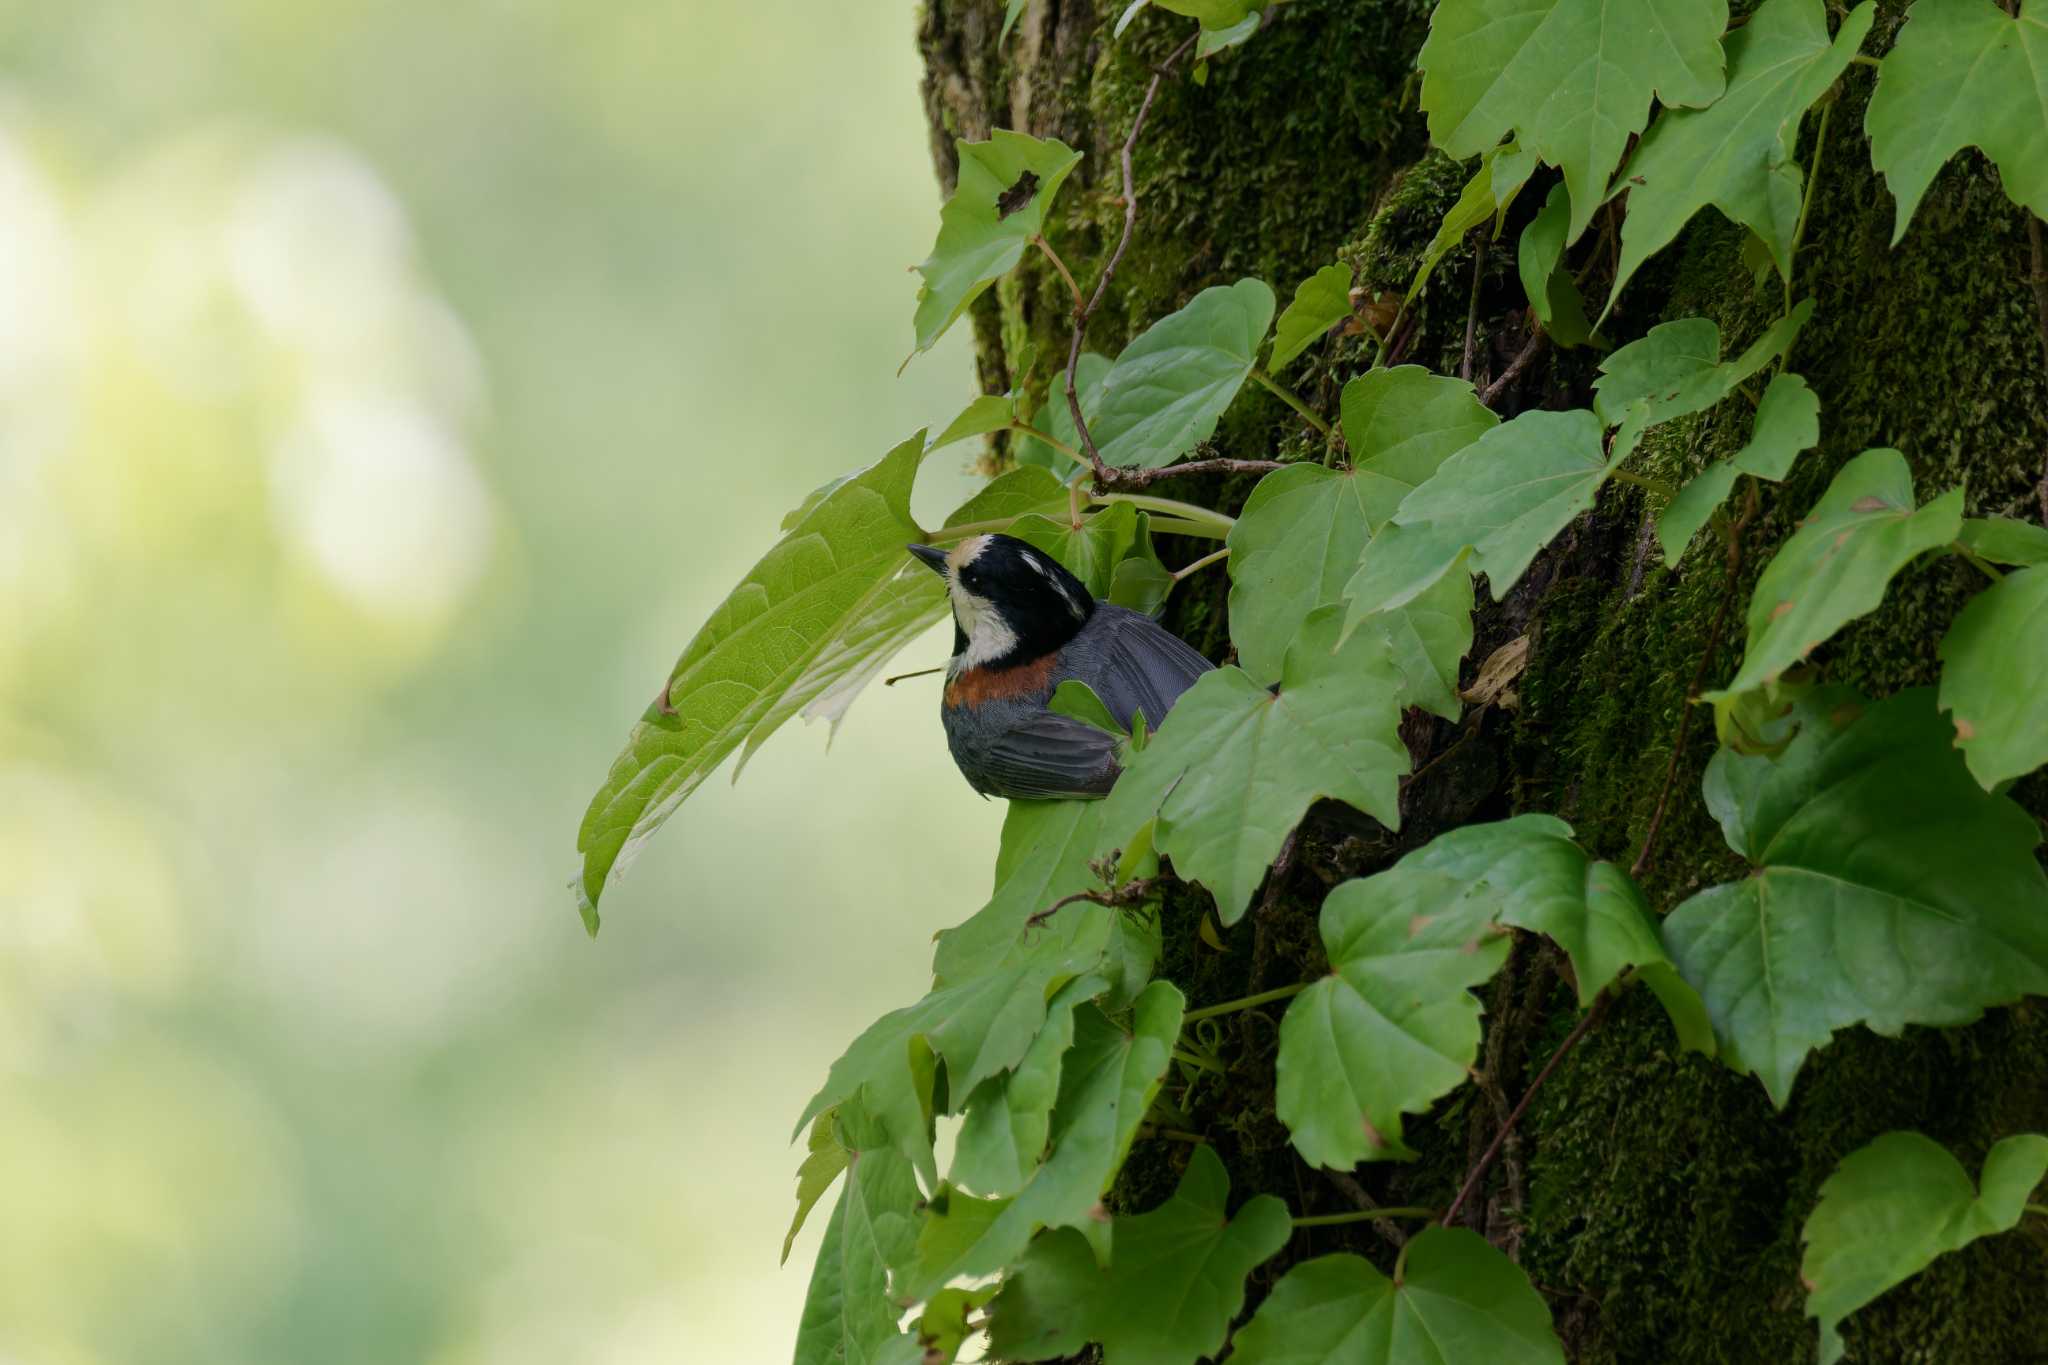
906 533 1214 800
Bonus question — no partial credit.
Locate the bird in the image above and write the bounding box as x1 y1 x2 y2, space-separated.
906 533 1214 800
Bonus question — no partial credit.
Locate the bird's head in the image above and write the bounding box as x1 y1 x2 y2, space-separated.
907 533 1094 673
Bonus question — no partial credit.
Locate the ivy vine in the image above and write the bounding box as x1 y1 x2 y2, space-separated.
571 0 2048 1360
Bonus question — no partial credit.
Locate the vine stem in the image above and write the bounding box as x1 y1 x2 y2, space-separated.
1441 987 1615 1228
1480 329 1548 406
1172 545 1230 581
1293 1207 1437 1228
1462 230 1488 383
1180 981 1309 1024
1032 234 1084 310
1006 421 1083 464
1064 28 1203 493
1784 95 1836 335
2029 215 2048 522
2027 1203 2048 1220
1090 491 1236 535
1956 543 2005 584
1252 368 1332 437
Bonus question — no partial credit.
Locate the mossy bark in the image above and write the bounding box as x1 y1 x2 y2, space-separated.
917 2 2048 1361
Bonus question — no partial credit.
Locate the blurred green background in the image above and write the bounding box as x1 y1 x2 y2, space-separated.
0 2 1005 1359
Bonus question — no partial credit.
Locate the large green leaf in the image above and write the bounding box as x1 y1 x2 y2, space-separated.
1664 688 2048 1107
1804 1131 2048 1365
573 434 930 932
1277 865 1510 1166
1276 815 1692 1168
1419 0 1730 242
1938 562 2048 788
1018 351 1110 471
1655 371 1821 567
1390 406 1617 599
930 392 1021 451
985 1144 1293 1365
1229 366 1493 692
1592 300 1811 429
1349 570 1476 723
1710 449 1963 697
913 131 1085 355
1270 263 1353 371
904 981 1184 1298
1864 0 2048 243
1096 606 1408 924
1606 0 1875 316
792 1104 926 1365
1088 279 1276 470
1227 1232 1567 1365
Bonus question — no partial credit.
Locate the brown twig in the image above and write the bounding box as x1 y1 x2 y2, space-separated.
1063 29 1203 493
1082 456 1286 490
1027 876 1161 930
1630 480 1757 881
1462 230 1488 383
1479 328 1548 407
1442 987 1614 1229
2027 215 2048 523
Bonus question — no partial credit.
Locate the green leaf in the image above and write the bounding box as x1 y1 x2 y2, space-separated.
1342 519 1474 626
1001 0 1029 42
904 982 1185 1299
1340 366 1503 520
1277 864 1512 1166
1865 0 2048 243
1271 264 1354 371
1097 606 1408 924
985 1144 1293 1365
1664 688 2048 1107
1226 465 1380 686
949 973 1106 1197
1517 181 1595 347
1010 502 1141 597
1709 449 1963 697
1404 815 1683 1006
1089 279 1276 470
1592 300 1811 429
1656 371 1821 567
913 131 1084 356
1419 0 1730 242
1109 540 1176 616
1349 568 1476 722
1048 679 1129 739
1391 406 1616 599
931 392 1020 451
948 464 1071 527
573 434 930 932
1606 0 1875 317
1939 562 2048 787
917 1285 998 1365
1959 515 2048 567
785 1109 851 1264
1276 815 1687 1168
1804 1132 2048 1365
792 1106 925 1365
1197 12 1264 58
1153 0 1258 27
1227 1232 1567 1365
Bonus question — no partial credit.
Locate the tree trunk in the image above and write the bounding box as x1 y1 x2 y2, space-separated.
917 2 2048 1361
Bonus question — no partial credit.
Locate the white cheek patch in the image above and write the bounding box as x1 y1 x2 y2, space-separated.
947 582 1020 672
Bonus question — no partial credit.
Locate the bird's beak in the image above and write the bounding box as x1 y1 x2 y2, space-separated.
906 543 950 577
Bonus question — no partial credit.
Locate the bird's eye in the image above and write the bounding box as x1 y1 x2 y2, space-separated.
960 568 981 588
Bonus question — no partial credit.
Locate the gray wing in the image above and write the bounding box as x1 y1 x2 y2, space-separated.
1062 603 1216 735
972 710 1121 800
